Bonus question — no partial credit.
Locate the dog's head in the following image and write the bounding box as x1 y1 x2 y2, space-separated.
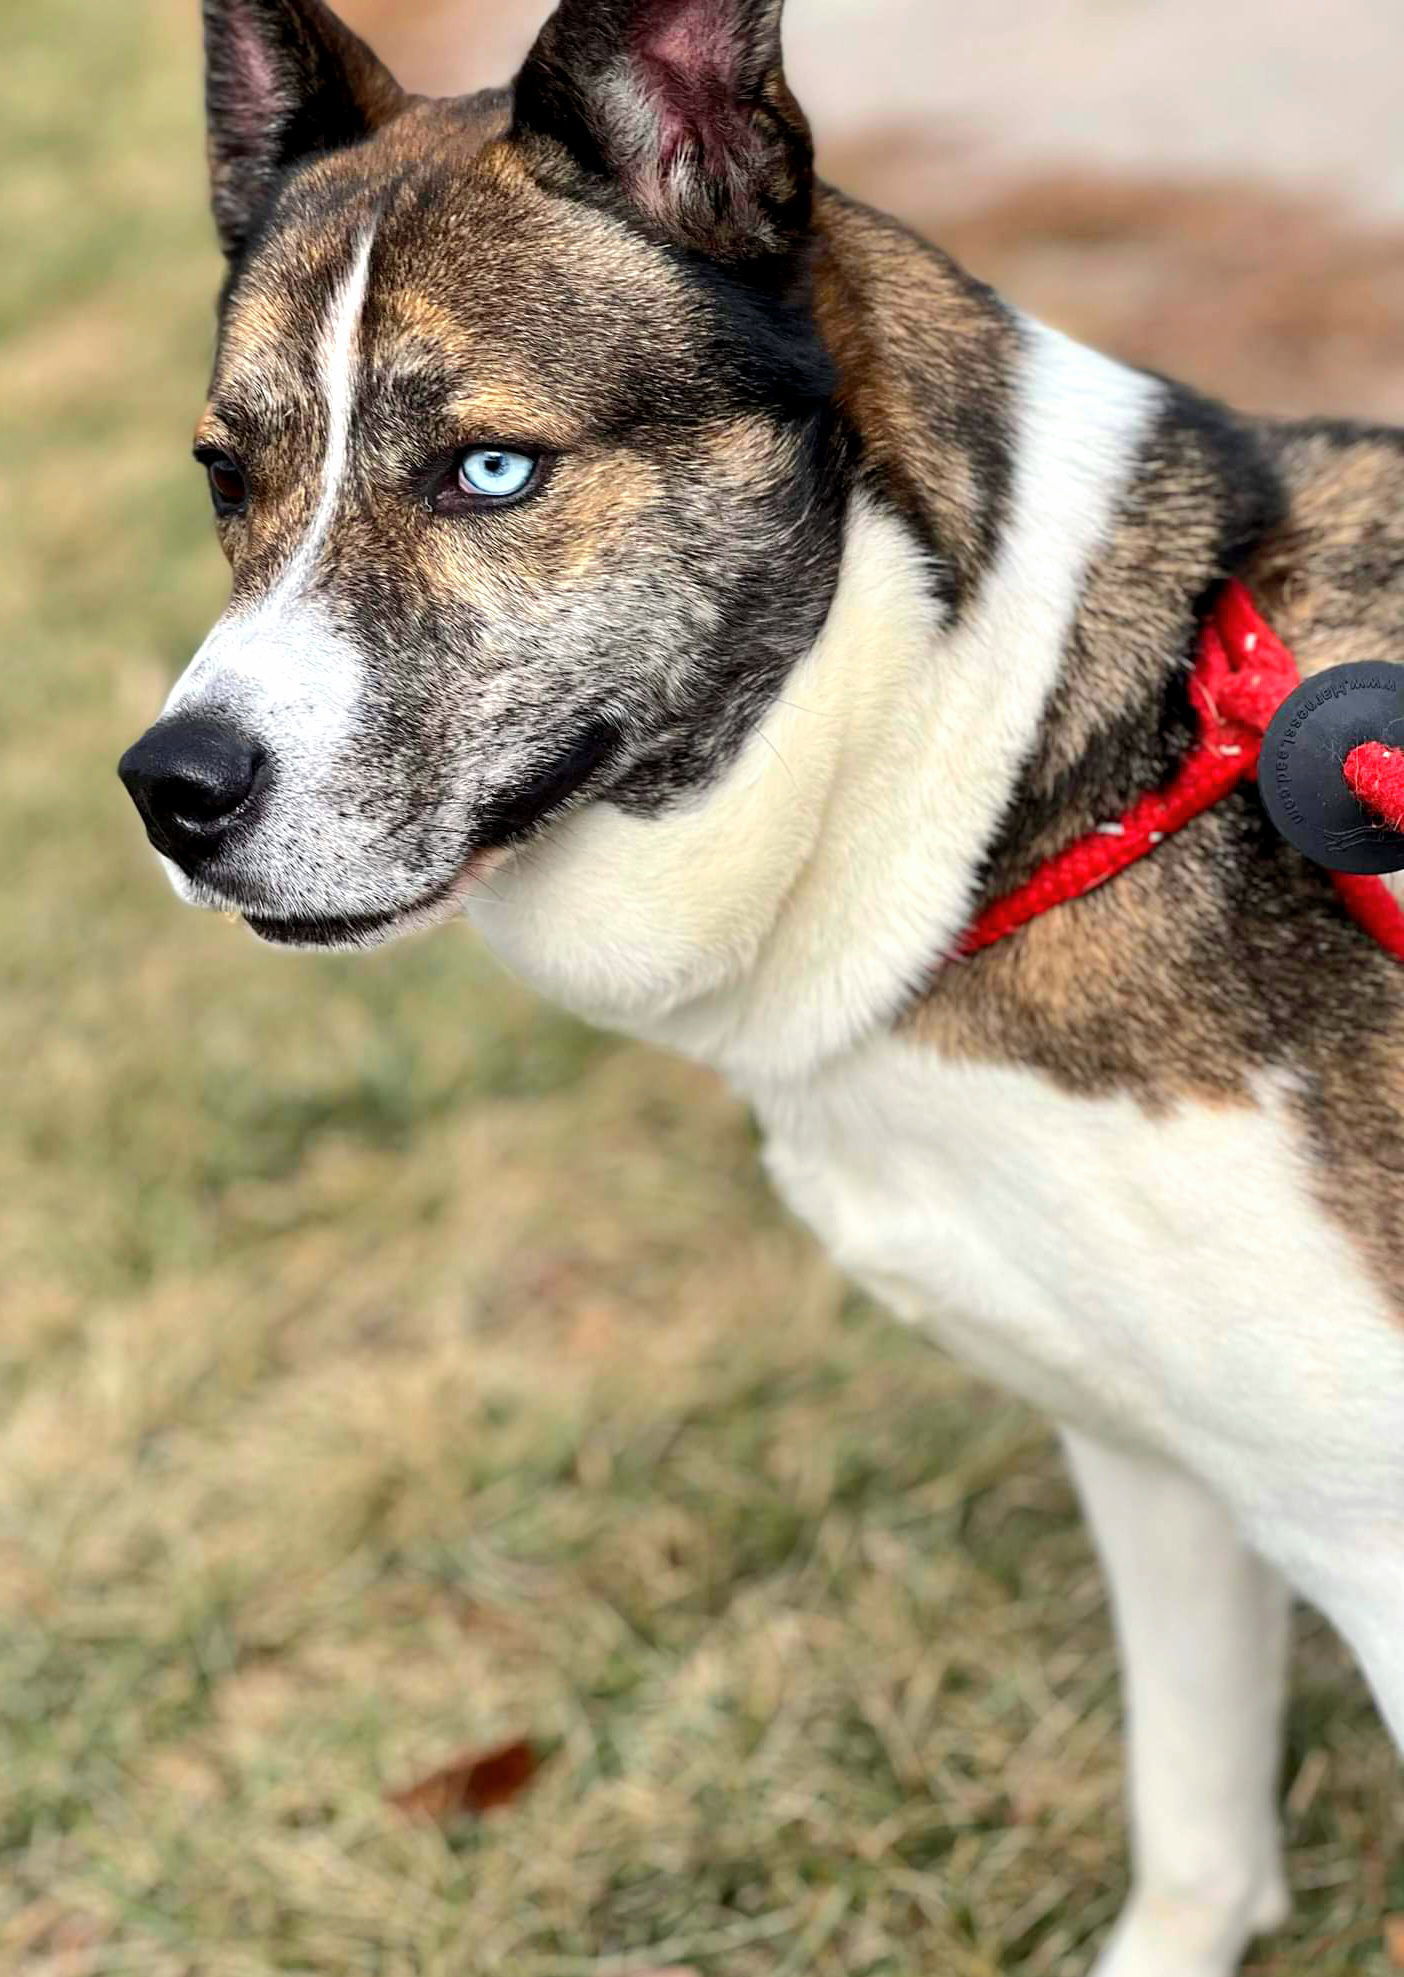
118 0 849 950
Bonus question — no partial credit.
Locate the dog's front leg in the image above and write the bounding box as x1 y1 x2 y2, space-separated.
1062 1431 1291 1977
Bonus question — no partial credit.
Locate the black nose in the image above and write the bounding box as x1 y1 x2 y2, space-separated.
118 717 266 871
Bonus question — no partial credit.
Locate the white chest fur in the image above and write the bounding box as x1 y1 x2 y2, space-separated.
756 1038 1404 1559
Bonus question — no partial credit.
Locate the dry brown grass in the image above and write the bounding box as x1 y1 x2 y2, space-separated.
1 3 1400 1971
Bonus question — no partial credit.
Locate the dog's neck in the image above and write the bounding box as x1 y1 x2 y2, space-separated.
469 270 1165 1087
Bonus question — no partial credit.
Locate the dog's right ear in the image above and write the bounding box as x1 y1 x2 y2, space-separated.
202 0 406 261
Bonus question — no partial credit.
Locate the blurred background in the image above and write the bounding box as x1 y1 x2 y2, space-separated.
3 2 1402 1972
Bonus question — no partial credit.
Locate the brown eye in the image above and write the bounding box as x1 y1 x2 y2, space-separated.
199 451 248 514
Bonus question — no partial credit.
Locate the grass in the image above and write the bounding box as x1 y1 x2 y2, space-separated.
1 2 1400 1971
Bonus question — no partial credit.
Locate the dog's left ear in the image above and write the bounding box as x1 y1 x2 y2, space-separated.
512 0 811 264
203 0 407 261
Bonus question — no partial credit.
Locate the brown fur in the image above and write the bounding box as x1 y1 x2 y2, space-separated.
811 190 1018 611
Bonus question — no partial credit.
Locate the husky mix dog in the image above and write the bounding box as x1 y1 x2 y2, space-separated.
118 2 1404 1970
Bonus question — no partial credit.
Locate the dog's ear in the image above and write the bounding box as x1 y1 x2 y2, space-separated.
202 0 406 260
512 0 811 263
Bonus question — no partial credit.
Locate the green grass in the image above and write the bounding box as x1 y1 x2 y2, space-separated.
0 3 1399 1971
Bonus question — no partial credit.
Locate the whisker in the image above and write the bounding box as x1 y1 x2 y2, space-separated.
754 726 799 790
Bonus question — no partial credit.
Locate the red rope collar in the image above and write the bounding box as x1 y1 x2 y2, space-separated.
959 580 1404 962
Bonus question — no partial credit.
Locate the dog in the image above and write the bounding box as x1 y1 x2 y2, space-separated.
118 2 1404 1970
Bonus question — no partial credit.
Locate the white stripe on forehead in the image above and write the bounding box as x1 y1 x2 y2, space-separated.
267 223 376 608
164 224 377 732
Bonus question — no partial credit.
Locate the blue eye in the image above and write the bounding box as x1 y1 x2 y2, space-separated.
457 447 538 500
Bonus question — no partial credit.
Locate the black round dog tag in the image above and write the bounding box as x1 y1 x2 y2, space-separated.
1258 661 1404 875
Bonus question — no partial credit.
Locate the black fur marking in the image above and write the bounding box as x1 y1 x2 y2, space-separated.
475 718 621 849
670 243 838 414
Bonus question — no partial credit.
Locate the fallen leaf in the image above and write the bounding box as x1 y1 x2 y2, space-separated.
387 1738 540 1824
1385 1915 1404 1968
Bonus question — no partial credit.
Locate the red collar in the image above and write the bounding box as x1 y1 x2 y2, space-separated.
959 580 1404 963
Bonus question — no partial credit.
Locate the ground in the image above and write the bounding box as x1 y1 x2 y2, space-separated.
1 1 1400 1972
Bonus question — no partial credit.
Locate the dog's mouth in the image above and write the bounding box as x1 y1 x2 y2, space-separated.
233 718 622 951
243 879 471 952
247 908 403 949
241 839 511 949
